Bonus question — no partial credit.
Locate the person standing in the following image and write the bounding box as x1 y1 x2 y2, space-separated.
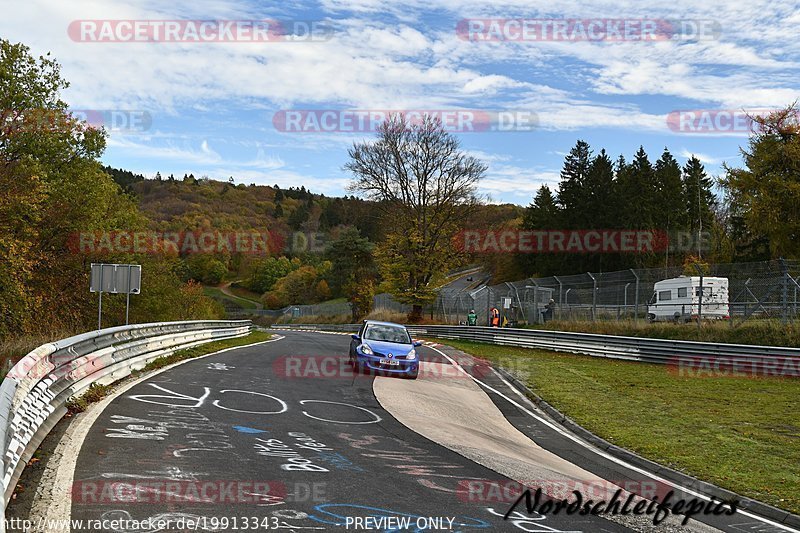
543 298 555 322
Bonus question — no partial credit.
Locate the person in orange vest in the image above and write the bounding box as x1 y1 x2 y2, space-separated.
490 307 500 327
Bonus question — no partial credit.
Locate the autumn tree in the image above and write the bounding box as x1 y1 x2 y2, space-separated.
720 106 800 258
345 114 486 321
0 39 221 336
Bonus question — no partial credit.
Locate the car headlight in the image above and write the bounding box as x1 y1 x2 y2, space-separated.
359 344 374 356
406 349 416 360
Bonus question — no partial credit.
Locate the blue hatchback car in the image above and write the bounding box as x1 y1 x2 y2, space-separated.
349 320 422 379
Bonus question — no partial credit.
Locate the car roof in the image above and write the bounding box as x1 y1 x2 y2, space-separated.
363 320 406 328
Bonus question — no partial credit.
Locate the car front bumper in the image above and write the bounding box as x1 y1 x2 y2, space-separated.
355 353 418 376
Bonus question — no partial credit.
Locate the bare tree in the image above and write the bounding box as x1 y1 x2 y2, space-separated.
345 114 486 320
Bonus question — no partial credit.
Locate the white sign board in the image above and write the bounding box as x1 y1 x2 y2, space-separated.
90 264 141 294
502 297 512 309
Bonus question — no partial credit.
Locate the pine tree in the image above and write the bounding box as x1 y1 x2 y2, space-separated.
682 156 716 238
523 185 559 229
557 140 592 227
617 147 656 229
518 185 561 276
584 149 616 228
655 148 686 228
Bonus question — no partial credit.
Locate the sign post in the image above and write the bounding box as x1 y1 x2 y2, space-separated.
91 263 142 330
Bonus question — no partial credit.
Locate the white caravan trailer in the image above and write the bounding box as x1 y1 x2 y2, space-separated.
646 276 729 323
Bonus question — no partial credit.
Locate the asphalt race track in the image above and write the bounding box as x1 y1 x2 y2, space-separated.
69 331 794 533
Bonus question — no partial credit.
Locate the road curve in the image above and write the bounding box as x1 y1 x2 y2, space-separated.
67 331 790 533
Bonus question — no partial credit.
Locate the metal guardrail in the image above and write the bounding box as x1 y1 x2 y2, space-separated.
271 323 800 367
0 319 253 528
272 324 361 332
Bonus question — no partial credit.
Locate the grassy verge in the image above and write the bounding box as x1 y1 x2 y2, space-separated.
439 338 800 515
65 330 273 413
203 286 259 310
227 285 264 306
530 319 800 347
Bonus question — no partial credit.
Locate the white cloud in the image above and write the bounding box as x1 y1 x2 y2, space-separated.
480 165 560 197
107 136 223 165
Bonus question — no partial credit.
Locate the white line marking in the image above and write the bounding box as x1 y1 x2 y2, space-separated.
38 334 286 527
427 344 799 533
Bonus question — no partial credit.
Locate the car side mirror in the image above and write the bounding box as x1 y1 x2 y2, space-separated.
413 340 422 347
351 334 360 341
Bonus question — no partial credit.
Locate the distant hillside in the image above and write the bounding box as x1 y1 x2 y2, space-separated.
104 168 382 241
104 167 523 245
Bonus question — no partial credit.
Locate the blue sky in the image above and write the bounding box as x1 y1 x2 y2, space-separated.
4 0 798 204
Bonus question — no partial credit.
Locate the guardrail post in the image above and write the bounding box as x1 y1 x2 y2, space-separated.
587 272 597 321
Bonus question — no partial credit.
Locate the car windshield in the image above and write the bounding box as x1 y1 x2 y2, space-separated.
363 324 411 344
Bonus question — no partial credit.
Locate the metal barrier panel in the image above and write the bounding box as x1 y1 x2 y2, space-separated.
273 323 800 368
0 319 253 523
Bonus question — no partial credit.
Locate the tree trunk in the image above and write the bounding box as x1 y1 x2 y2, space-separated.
408 304 423 323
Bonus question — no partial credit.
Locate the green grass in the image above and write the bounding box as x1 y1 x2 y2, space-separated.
438 338 800 515
317 297 348 305
65 330 273 412
203 286 259 310
227 285 263 305
530 319 800 347
66 383 114 413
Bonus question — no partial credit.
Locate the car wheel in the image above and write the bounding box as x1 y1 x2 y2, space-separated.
407 371 418 380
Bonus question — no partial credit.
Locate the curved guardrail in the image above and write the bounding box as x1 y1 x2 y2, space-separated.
271 323 800 369
0 319 253 520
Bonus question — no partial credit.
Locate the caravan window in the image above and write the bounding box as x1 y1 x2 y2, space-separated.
695 287 712 297
648 292 657 305
678 287 687 298
658 290 672 301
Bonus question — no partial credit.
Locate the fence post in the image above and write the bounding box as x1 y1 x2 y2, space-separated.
554 276 563 320
587 272 597 321
781 257 789 325
630 269 640 324
623 282 631 320
526 279 539 324
694 264 704 329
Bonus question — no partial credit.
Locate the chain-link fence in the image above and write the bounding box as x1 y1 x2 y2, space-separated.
246 259 800 326
436 259 800 326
